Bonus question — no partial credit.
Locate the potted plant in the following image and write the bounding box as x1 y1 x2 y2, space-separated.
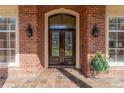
90 52 109 76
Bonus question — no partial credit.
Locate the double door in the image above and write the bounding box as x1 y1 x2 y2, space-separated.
49 30 75 66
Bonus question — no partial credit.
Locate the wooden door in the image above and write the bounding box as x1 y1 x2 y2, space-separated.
49 30 75 66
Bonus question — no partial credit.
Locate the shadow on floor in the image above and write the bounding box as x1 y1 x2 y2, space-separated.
0 68 8 87
57 68 92 88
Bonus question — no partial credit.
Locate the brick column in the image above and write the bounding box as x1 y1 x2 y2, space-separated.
81 6 106 77
18 5 43 78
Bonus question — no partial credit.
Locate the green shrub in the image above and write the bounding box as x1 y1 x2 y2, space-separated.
90 52 109 74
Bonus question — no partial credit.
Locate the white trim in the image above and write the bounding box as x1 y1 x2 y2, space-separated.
45 8 80 68
109 63 124 66
12 6 19 66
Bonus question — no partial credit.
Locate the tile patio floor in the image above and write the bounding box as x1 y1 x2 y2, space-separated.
0 68 124 88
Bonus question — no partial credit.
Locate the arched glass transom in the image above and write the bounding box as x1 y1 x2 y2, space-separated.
49 13 76 30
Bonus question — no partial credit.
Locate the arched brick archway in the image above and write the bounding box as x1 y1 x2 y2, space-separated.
44 8 80 68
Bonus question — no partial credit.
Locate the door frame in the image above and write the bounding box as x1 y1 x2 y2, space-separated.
45 8 80 68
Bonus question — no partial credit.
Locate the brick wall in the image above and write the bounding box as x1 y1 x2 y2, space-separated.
0 5 107 78
1 5 123 78
80 6 90 77
35 5 106 77
38 5 84 70
82 6 106 77
16 5 43 78
17 5 106 78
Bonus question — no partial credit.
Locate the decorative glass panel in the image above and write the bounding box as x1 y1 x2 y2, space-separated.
49 14 76 30
65 32 72 56
52 32 59 56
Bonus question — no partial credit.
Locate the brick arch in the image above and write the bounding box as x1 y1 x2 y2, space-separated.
44 8 80 68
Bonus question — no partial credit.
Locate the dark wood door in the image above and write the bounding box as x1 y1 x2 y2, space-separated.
49 30 75 66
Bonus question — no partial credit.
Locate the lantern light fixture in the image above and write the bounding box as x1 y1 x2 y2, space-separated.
25 23 33 38
92 24 100 38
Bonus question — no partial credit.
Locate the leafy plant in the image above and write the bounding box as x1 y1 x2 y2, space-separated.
90 52 109 74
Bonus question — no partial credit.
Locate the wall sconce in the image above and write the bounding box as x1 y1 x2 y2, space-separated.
26 24 33 38
92 24 99 38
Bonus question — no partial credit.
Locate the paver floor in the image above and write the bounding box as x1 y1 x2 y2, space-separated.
0 68 124 88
